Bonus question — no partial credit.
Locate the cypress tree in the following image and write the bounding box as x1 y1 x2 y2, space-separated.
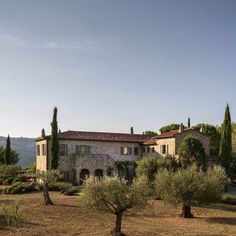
5 135 11 165
219 104 232 174
187 117 191 128
50 107 59 169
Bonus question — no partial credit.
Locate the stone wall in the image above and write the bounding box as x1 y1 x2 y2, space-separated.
57 140 143 161
57 140 143 183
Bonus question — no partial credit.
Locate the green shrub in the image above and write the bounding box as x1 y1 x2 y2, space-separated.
12 177 21 185
3 202 22 228
155 165 228 218
3 177 14 185
4 182 36 194
12 175 28 184
136 156 179 183
61 187 80 196
221 193 236 205
28 162 36 175
0 165 22 184
48 181 73 191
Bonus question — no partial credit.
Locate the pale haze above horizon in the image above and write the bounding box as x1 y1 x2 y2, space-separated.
0 0 235 138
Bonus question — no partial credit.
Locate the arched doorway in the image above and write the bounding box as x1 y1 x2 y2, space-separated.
94 169 103 179
80 169 90 184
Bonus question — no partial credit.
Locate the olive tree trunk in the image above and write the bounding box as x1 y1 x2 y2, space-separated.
181 204 193 218
43 183 54 205
113 211 123 236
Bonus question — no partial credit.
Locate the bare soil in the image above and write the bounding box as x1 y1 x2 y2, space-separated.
0 191 236 236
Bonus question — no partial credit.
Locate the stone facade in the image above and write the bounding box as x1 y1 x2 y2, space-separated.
35 127 210 184
57 140 143 183
35 132 146 184
143 129 210 158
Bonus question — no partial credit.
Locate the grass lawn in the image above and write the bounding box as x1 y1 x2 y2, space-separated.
0 191 236 235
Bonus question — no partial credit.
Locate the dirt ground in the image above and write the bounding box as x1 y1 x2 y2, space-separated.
0 191 236 236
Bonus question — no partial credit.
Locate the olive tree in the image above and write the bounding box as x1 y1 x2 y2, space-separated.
36 170 59 205
155 165 227 218
136 156 179 183
178 136 206 170
81 175 150 236
136 157 159 182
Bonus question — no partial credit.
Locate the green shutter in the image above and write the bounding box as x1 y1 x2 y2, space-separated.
75 145 80 155
65 144 68 156
87 145 91 154
128 147 132 155
120 147 124 155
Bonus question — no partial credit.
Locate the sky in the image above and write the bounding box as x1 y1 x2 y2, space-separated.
0 0 235 137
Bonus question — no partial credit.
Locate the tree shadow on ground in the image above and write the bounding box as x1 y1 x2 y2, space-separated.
198 204 236 213
204 217 236 226
1 199 15 205
56 204 80 209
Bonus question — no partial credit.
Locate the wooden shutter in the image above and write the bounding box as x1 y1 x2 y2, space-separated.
128 147 132 155
75 145 80 155
86 145 91 154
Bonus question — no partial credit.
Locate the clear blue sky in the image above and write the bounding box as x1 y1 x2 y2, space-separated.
0 0 235 137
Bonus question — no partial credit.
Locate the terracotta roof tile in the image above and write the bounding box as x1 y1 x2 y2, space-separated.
37 130 149 143
156 128 209 139
143 137 157 145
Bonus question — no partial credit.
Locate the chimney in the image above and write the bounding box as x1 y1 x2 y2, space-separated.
41 128 45 138
200 124 204 133
130 127 134 135
178 123 184 133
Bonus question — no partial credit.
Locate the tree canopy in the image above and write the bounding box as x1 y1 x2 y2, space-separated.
136 156 179 183
50 107 59 170
81 175 150 236
193 123 221 155
155 165 227 218
159 124 182 133
142 130 157 137
0 146 19 165
187 118 191 128
219 104 232 175
178 136 206 170
5 135 11 165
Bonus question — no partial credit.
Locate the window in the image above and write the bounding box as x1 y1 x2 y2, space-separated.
42 144 46 156
134 147 139 155
147 147 150 153
128 147 132 155
59 144 68 156
161 145 168 155
37 145 40 156
75 145 90 155
151 147 155 152
120 146 132 155
142 147 146 153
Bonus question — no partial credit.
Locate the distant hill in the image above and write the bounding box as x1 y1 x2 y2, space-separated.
0 136 35 168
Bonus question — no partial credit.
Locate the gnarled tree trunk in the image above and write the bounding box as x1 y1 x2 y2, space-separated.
181 204 193 218
43 182 54 205
113 211 123 236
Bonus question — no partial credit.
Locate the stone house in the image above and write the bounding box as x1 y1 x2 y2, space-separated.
36 128 149 184
143 124 210 158
36 124 210 184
